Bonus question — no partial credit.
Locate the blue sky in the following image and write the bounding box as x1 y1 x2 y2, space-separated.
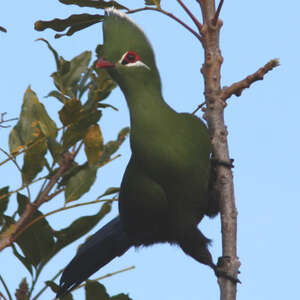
1 1 299 299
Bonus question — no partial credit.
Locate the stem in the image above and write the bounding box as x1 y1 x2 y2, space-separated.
177 0 203 31
74 266 135 291
213 0 225 25
128 7 202 42
198 1 239 299
31 270 63 300
0 152 74 251
0 275 12 300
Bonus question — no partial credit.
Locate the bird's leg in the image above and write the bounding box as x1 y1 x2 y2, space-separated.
179 228 240 283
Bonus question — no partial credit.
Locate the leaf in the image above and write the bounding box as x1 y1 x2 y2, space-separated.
11 243 33 275
15 193 56 267
37 38 60 71
47 137 64 163
62 109 101 149
59 98 83 126
59 0 128 10
100 127 129 163
22 138 47 183
145 0 161 8
9 87 57 183
0 187 9 224
45 281 74 300
88 68 117 103
99 187 120 199
50 202 111 259
45 90 67 103
84 124 104 166
65 165 98 203
97 103 118 111
110 294 132 300
35 14 104 39
61 51 92 90
85 281 109 300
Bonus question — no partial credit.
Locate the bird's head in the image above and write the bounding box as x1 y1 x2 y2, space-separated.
96 8 162 95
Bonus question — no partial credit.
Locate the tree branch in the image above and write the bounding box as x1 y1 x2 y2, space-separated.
0 152 74 251
176 0 203 32
212 0 225 26
128 7 202 42
221 59 279 101
198 1 240 299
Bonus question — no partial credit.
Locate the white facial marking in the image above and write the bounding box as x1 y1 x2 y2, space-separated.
119 52 151 70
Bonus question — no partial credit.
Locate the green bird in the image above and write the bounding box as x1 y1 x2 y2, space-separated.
58 8 222 298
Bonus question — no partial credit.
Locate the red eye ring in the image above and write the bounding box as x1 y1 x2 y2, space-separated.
122 51 140 65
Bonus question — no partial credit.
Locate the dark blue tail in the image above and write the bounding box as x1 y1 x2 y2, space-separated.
57 216 131 298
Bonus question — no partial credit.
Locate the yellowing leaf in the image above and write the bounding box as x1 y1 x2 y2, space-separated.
84 124 104 165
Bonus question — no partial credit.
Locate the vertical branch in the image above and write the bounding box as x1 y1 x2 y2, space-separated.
198 1 240 300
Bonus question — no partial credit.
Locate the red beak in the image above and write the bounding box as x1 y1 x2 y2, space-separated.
96 57 115 68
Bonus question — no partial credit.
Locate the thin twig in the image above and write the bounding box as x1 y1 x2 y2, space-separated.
221 59 280 101
0 147 31 200
128 7 202 42
0 113 18 128
31 270 63 300
74 266 135 291
13 197 117 241
0 175 47 201
177 0 203 31
192 102 205 115
0 291 8 300
212 0 225 26
0 275 12 300
0 152 74 251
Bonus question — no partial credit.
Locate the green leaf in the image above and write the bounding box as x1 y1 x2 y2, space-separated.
47 137 64 163
59 0 128 10
50 202 112 258
37 38 60 71
99 187 120 199
100 127 129 163
45 90 68 103
11 243 33 275
85 281 109 300
62 109 101 149
97 103 118 111
110 294 132 300
22 138 47 183
35 14 104 39
16 193 56 267
59 98 83 126
145 0 161 8
88 68 117 103
0 187 9 224
84 124 104 166
61 51 92 90
45 281 74 300
65 165 98 203
9 87 57 182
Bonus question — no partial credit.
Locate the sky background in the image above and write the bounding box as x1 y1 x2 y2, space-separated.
1 1 299 300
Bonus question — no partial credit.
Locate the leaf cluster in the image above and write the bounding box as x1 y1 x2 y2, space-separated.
0 40 129 299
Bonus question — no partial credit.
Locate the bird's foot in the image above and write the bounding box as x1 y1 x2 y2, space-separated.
211 158 234 169
213 267 241 284
211 257 241 284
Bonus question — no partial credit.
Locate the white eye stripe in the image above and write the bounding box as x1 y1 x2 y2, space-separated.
118 52 151 70
125 61 151 70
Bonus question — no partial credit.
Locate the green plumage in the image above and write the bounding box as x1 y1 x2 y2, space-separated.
101 9 218 245
57 9 222 297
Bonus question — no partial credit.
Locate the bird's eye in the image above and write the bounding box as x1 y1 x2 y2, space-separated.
121 51 140 65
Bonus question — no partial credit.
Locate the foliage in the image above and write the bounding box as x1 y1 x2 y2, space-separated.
0 38 129 299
